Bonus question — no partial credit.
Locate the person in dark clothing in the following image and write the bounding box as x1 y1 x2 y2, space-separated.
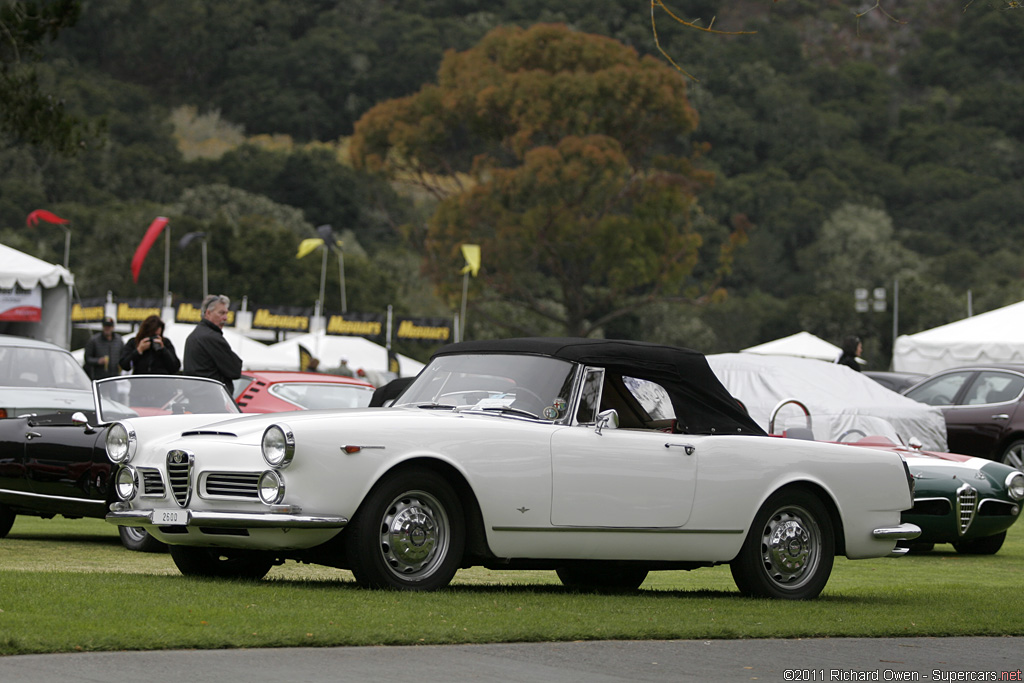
836 335 863 372
183 294 242 392
119 315 180 375
83 317 124 380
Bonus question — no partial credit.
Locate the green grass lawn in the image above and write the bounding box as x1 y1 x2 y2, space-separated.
2 514 1023 655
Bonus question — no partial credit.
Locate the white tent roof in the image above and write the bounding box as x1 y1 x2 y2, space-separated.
0 243 74 288
893 300 1024 374
707 353 948 451
741 331 842 362
269 331 426 378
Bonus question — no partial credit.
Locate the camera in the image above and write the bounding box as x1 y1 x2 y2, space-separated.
150 337 163 351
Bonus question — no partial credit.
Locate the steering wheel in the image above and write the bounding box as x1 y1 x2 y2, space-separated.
837 428 867 443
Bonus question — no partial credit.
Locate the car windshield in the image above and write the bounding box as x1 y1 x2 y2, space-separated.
95 375 241 422
270 382 375 410
0 345 92 391
396 353 577 420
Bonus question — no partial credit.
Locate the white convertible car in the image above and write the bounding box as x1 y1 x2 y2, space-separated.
106 338 920 599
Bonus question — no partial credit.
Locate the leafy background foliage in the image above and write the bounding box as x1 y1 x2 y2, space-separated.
1 0 1022 364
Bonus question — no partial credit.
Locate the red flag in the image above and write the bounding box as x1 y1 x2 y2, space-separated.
131 217 169 283
26 209 70 226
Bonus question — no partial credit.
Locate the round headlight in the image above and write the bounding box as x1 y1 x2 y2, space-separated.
261 424 295 468
258 470 285 505
115 465 138 501
106 422 136 463
1006 471 1024 502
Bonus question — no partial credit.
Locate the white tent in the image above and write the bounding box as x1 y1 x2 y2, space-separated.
0 243 74 349
269 331 426 379
740 331 842 362
893 300 1024 375
707 353 948 451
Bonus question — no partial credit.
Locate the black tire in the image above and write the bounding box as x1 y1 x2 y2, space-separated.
1000 440 1024 470
118 526 167 553
556 564 649 592
346 468 465 591
730 489 835 600
0 504 14 538
168 545 274 580
953 531 1006 555
902 542 935 554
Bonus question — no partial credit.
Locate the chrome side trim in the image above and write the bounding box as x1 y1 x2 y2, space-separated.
872 523 921 541
491 525 744 534
105 509 347 529
0 488 107 507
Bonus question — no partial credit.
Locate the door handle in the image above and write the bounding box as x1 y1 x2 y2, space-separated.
991 414 1010 420
25 431 42 440
665 443 695 455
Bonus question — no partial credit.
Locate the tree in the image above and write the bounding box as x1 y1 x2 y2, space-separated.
0 0 84 152
351 23 746 337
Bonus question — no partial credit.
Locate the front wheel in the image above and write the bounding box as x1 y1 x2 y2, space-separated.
118 526 167 553
953 531 1006 555
168 545 275 580
346 468 465 590
1000 440 1024 470
556 564 649 592
730 489 835 600
0 504 14 538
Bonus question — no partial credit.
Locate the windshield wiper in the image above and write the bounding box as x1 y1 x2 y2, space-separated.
474 406 540 419
409 402 458 410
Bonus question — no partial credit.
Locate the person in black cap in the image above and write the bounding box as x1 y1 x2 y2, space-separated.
83 317 124 380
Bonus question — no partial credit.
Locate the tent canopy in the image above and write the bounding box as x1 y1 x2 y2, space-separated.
893 300 1024 374
707 352 948 451
0 243 74 348
0 243 74 289
740 331 842 362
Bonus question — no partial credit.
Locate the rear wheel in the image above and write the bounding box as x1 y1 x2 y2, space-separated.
953 531 1006 555
1000 440 1024 470
346 468 464 590
0 504 14 538
118 526 166 553
730 489 835 600
556 564 649 592
168 546 274 580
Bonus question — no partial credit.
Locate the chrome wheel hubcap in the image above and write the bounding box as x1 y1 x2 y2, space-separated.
379 491 449 579
760 506 820 588
1004 445 1024 470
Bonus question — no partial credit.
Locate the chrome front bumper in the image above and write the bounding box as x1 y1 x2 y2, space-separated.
106 507 348 529
872 522 922 557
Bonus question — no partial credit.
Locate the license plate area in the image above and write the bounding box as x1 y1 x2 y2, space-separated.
153 509 189 525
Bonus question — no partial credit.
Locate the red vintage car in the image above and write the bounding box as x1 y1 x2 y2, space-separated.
232 370 376 413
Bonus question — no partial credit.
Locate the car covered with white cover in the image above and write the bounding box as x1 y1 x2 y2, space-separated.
105 338 920 599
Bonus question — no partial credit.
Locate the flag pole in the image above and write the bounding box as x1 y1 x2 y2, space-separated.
163 223 171 303
201 238 209 299
62 226 71 270
338 249 347 313
459 270 469 342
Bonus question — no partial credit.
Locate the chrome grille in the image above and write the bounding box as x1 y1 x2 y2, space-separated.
203 472 261 499
956 483 978 535
166 449 194 507
138 468 165 496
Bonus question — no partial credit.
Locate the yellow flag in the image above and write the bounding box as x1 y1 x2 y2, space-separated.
460 244 481 277
296 238 324 259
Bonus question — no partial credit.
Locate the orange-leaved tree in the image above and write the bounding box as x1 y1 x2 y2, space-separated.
351 23 749 338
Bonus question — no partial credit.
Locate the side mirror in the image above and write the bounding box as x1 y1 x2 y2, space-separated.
71 411 94 432
595 409 619 435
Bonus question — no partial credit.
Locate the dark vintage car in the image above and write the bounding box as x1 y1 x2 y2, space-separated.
902 364 1024 469
0 374 240 550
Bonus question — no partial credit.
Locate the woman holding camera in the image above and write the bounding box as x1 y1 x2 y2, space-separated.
119 315 181 375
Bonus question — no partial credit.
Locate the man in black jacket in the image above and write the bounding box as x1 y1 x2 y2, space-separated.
183 294 242 392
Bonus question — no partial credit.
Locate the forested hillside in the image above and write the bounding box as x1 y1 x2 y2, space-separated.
1 0 1021 365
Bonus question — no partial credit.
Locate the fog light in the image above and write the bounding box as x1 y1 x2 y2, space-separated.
258 470 285 505
115 465 138 501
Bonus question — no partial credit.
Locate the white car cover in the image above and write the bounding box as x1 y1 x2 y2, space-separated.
706 353 948 452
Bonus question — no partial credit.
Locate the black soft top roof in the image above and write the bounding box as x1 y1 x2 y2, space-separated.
433 338 765 436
